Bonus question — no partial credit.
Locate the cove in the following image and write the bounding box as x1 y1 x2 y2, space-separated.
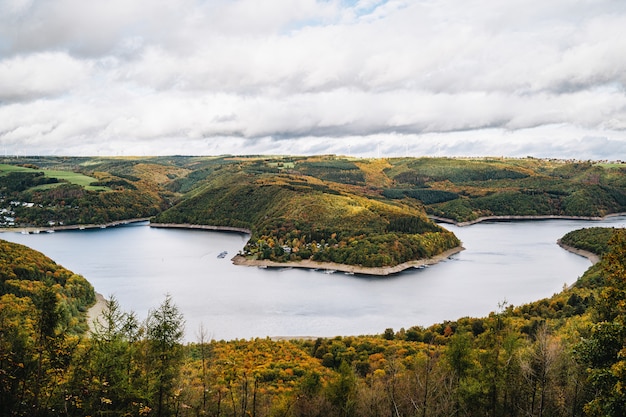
2 216 625 341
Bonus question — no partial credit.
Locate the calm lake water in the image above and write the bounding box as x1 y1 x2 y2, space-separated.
3 216 625 341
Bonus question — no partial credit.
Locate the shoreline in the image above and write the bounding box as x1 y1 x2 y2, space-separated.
430 212 626 227
149 222 251 234
232 246 465 276
86 292 107 333
556 240 601 265
0 217 151 233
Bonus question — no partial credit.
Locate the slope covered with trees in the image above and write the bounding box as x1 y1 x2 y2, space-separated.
2 155 625 270
0 240 95 415
383 157 626 222
152 160 459 268
1 227 625 416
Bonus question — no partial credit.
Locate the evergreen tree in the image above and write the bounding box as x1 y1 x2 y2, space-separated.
146 294 185 417
89 295 142 415
578 229 626 416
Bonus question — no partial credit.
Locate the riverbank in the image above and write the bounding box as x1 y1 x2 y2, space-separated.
149 223 251 234
0 218 151 233
232 246 465 276
86 292 107 332
430 212 626 227
556 240 601 265
153 222 463 275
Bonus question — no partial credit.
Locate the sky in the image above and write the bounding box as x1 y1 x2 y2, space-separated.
1 0 625 159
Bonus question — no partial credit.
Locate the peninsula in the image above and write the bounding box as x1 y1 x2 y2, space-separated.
2 155 625 274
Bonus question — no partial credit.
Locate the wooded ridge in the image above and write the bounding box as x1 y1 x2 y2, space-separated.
1 155 625 271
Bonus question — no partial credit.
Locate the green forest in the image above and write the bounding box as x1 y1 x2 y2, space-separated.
2 155 625 270
2 225 626 416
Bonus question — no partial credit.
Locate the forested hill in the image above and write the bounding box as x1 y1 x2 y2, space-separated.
151 160 460 268
0 239 95 414
0 239 95 334
2 155 625 268
1 227 626 416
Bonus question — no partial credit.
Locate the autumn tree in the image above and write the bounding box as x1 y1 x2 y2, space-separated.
325 361 357 417
578 229 626 416
445 331 474 416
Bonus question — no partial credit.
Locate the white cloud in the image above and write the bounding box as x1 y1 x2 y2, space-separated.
0 0 625 159
0 52 90 101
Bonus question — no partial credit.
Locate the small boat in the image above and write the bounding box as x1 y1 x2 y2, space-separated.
322 269 337 274
46 230 55 233
217 251 228 258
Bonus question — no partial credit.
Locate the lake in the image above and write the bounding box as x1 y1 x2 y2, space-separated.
2 216 625 341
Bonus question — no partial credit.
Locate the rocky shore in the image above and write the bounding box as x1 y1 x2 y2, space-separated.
149 223 251 234
556 240 601 265
232 246 465 276
430 212 626 227
0 218 151 233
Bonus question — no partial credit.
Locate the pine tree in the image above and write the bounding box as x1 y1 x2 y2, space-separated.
578 229 626 416
146 294 185 417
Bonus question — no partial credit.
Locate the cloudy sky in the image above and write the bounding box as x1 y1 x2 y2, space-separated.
1 0 625 159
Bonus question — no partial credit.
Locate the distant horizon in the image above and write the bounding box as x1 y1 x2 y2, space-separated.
1 153 625 164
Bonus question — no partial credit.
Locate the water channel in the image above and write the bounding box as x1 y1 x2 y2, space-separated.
2 216 625 341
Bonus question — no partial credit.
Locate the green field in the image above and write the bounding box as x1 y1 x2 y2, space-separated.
596 162 626 169
0 164 107 191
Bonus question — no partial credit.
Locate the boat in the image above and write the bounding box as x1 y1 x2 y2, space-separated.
217 251 228 258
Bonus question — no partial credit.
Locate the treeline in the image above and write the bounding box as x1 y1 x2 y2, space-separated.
3 155 626 228
390 158 529 184
297 160 366 185
13 184 163 226
0 171 59 193
560 227 618 256
382 188 459 204
383 158 626 222
2 229 626 416
308 231 459 267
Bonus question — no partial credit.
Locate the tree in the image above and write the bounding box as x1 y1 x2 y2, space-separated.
325 361 357 417
445 331 474 417
520 324 563 417
0 294 37 416
89 295 142 415
32 281 61 416
146 294 185 417
578 229 626 416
